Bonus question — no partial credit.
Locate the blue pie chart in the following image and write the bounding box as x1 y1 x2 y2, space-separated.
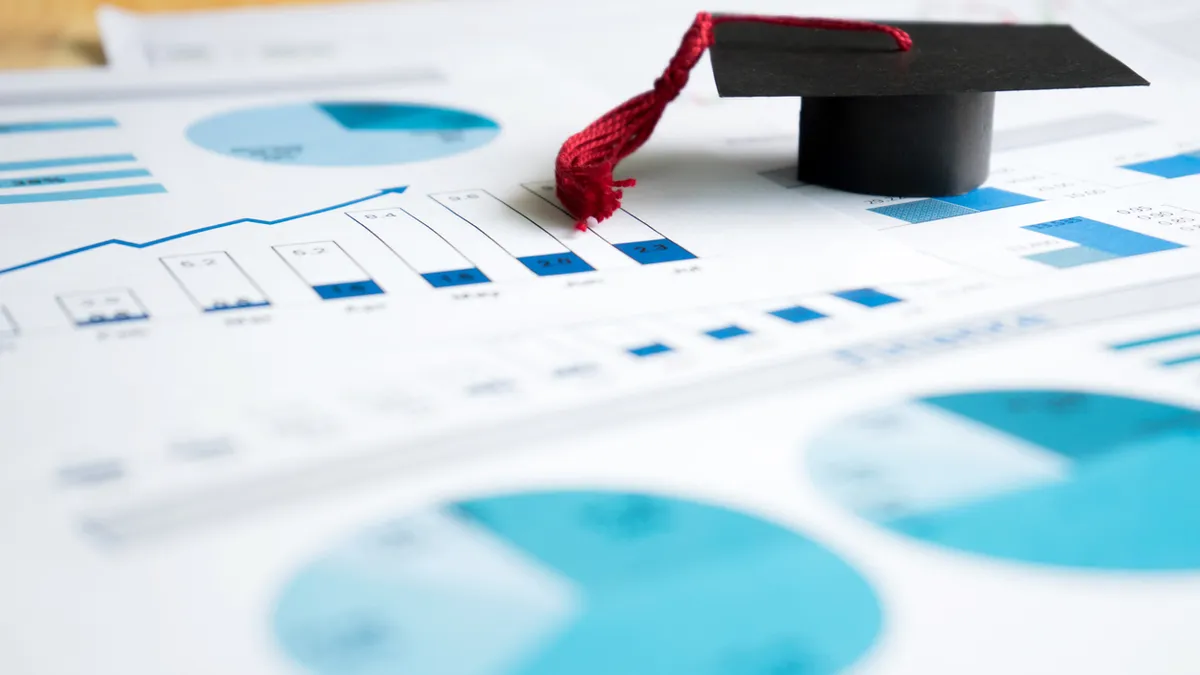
187 101 500 166
806 390 1200 570
273 490 882 675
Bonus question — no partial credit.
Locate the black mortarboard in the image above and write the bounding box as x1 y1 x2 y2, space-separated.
710 22 1149 197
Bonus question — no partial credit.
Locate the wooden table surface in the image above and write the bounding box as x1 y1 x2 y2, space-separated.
0 0 340 68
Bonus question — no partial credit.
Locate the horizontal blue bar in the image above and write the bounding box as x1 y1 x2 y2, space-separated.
769 305 828 324
313 280 384 300
628 342 673 357
0 118 118 134
834 287 902 308
1025 245 1120 269
77 313 149 326
422 267 491 288
1111 327 1200 351
0 183 166 205
518 252 595 276
705 325 752 341
938 187 1042 212
613 238 697 265
1023 216 1184 257
1123 154 1200 179
869 199 977 224
1161 353 1200 367
203 301 271 313
0 153 136 172
0 168 150 189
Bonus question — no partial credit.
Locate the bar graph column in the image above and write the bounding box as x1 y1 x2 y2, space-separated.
162 252 271 312
1022 216 1184 269
57 288 150 326
523 181 696 264
0 306 17 337
274 241 384 300
346 207 490 288
431 189 594 277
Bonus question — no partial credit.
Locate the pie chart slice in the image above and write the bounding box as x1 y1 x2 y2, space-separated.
187 101 500 166
273 491 882 675
806 390 1200 570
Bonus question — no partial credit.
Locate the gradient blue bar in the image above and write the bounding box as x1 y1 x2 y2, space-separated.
1023 217 1184 257
1123 155 1200 179
705 325 752 341
312 280 384 300
1161 353 1200 367
203 301 271 313
518 252 594 276
0 154 136 172
938 187 1041 211
769 305 828 324
0 184 166 205
1111 327 1200 351
613 238 697 264
0 168 150 189
834 288 903 308
0 118 118 134
628 342 673 357
421 267 491 288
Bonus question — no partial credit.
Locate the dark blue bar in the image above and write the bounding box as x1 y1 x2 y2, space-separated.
312 280 384 299
0 118 117 134
705 325 752 340
421 267 491 288
518 252 595 276
613 238 697 264
628 342 673 357
834 287 903 308
78 313 150 326
203 301 271 312
769 305 828 324
0 168 150 189
0 154 136 172
937 187 1042 212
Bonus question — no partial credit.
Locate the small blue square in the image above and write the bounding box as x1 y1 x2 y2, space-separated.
937 187 1042 212
628 343 673 357
769 305 827 324
313 280 385 300
833 288 903 308
704 325 752 341
613 238 697 265
1123 154 1200 179
870 199 977 224
519 252 595 276
422 267 491 288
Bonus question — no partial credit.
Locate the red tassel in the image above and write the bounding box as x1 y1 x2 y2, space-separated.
554 12 913 231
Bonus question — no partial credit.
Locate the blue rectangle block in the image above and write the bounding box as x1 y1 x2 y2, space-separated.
937 187 1042 211
1161 353 1200 368
1111 327 1200 351
705 325 752 341
1025 245 1119 269
834 287 903 308
78 313 149 326
1024 216 1184 257
613 238 697 264
0 154 136 172
204 301 271 312
0 118 118 134
312 280 384 300
1123 154 1200 179
518 252 595 276
769 305 828 324
628 342 673 357
0 183 166 205
0 168 150 189
422 267 491 288
870 199 977 223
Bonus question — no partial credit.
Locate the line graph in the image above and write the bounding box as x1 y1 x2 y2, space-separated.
0 187 408 277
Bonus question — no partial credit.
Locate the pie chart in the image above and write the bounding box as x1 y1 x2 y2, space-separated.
273 490 882 675
806 389 1200 570
187 101 500 166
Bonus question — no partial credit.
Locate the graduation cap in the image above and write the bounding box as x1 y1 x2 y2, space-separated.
555 13 1147 230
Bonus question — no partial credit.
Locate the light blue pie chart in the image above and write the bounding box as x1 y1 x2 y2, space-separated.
187 101 500 166
273 490 882 675
806 389 1200 570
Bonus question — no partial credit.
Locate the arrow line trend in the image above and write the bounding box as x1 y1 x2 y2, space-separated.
0 186 408 277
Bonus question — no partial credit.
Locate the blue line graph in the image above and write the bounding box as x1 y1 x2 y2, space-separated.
0 187 408 277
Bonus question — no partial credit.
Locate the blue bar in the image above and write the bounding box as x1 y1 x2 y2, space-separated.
705 325 752 341
0 183 166 205
769 305 828 324
1025 245 1119 269
613 238 697 264
518 252 595 276
937 187 1042 212
0 154 136 172
0 168 150 189
1111 327 1200 351
0 118 118 134
869 199 977 224
1161 353 1200 367
421 267 491 288
1123 154 1200 179
78 312 149 326
1023 216 1184 257
834 287 903 308
203 301 271 313
312 280 384 300
628 343 673 357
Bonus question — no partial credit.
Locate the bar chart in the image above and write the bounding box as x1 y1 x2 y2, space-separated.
1109 325 1200 370
57 288 150 326
0 152 166 206
161 252 271 312
869 187 1043 224
1123 151 1200 179
273 241 385 300
0 117 118 134
347 207 490 288
1021 216 1184 269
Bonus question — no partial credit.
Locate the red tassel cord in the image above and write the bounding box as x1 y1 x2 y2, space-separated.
554 12 913 232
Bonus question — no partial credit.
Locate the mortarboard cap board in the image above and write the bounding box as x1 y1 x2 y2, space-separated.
709 21 1149 197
